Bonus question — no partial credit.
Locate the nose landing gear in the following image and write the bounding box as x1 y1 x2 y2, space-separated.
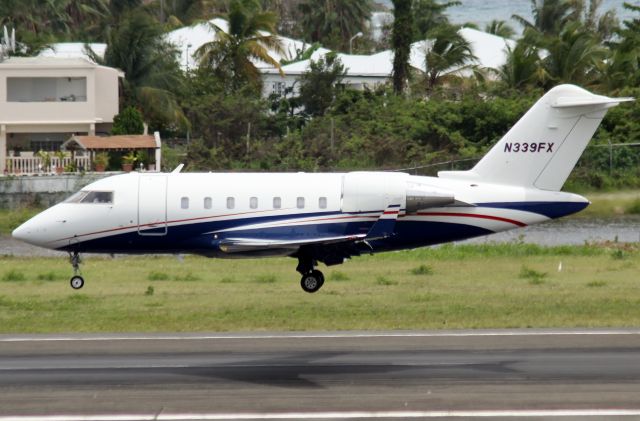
68 252 84 290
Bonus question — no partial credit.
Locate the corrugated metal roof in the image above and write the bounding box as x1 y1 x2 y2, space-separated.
63 135 157 150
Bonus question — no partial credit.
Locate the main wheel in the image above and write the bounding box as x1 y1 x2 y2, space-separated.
70 275 84 290
300 270 324 293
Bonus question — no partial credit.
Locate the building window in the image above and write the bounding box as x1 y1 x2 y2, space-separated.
297 197 305 209
204 197 212 209
227 197 235 209
272 82 286 95
319 197 327 209
181 197 189 209
250 197 258 209
7 77 87 102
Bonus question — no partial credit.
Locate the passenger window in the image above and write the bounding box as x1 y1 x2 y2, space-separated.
227 197 235 209
204 197 212 209
297 197 305 209
250 197 258 209
181 197 189 209
319 197 327 209
273 197 281 209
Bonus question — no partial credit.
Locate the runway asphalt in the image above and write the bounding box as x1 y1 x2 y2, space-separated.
1 329 640 420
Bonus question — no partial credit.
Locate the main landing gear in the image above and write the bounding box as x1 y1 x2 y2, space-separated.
300 270 324 293
297 254 324 293
68 251 84 290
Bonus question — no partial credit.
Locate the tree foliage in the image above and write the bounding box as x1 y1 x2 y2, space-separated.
112 106 145 135
196 0 283 93
391 0 413 94
298 53 346 116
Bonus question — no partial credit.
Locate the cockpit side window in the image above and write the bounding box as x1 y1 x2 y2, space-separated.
65 190 113 204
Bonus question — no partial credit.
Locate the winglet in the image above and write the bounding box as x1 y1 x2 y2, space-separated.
366 204 400 240
171 164 184 174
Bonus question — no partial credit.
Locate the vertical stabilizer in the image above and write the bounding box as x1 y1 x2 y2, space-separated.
439 85 632 191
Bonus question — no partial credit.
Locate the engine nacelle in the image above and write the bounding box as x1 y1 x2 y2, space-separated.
341 172 457 213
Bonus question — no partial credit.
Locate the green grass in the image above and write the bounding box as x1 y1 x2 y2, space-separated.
573 190 640 218
0 243 639 333
0 208 44 235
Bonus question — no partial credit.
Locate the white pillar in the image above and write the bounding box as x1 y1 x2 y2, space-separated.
0 125 6 175
89 123 96 136
154 131 162 172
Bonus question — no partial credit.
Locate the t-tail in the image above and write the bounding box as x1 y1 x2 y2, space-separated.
439 85 633 191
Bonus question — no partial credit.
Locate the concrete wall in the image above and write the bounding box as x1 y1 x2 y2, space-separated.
0 173 112 209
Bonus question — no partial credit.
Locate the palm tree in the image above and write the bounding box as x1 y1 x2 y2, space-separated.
496 40 545 89
391 0 413 94
573 0 618 42
63 0 111 40
159 0 222 27
298 0 372 51
197 0 284 93
412 0 461 40
598 2 640 91
542 21 605 87
102 9 186 128
512 0 579 36
485 20 516 38
423 25 477 92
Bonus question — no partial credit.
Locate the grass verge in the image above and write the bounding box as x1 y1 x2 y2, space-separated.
0 243 638 333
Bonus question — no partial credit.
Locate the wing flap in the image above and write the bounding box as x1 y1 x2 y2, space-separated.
218 234 366 253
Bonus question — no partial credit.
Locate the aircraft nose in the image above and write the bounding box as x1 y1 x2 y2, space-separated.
11 215 50 247
12 220 35 244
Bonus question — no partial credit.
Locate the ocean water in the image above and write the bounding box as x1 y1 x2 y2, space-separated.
378 0 636 32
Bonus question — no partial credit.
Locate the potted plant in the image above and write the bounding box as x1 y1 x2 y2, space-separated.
93 152 109 172
36 150 51 173
54 150 66 174
121 151 138 172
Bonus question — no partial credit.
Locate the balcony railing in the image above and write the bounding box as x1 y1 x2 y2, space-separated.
5 155 92 175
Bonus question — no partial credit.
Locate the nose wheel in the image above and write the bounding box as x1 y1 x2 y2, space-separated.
70 275 85 289
68 252 84 290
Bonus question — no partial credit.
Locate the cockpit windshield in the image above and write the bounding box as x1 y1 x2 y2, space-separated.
65 190 114 204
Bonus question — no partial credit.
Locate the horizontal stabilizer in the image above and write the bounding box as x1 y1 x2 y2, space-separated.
552 96 633 108
366 204 400 240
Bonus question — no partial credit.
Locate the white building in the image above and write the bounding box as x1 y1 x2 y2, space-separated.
0 57 123 174
165 18 332 72
38 42 107 61
262 51 397 98
261 27 516 98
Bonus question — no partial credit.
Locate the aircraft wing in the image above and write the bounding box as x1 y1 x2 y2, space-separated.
217 204 402 254
217 234 367 253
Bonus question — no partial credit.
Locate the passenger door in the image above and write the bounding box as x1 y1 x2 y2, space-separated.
138 174 167 235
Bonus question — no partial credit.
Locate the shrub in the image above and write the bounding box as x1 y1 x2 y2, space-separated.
519 266 547 285
410 264 434 275
2 270 25 282
148 271 170 281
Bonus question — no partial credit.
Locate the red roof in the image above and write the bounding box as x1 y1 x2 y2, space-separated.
64 135 157 150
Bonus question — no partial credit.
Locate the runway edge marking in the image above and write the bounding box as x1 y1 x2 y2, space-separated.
4 409 640 420
2 329 640 342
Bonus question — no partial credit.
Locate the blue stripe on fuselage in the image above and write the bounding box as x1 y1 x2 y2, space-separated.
477 201 588 219
57 201 583 254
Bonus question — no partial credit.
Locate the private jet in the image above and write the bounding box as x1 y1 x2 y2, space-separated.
12 85 632 292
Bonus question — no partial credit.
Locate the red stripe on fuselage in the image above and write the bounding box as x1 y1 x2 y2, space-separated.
410 212 527 227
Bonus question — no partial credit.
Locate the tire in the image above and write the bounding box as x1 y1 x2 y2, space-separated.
300 271 323 293
70 276 84 290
